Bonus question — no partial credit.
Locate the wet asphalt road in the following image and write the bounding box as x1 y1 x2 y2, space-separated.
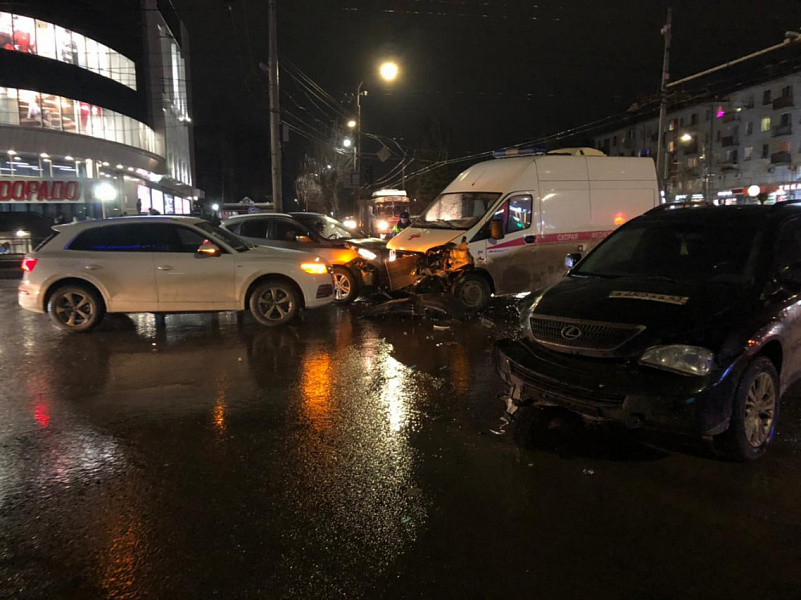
2 280 801 599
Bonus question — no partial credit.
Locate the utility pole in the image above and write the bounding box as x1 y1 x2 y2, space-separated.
655 7 672 196
354 82 364 218
267 0 282 212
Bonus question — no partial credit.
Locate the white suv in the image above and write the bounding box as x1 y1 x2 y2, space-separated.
18 216 335 332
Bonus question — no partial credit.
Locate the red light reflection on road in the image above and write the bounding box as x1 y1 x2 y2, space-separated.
34 403 50 428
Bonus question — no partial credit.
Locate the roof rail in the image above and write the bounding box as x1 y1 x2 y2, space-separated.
645 201 716 214
771 199 801 210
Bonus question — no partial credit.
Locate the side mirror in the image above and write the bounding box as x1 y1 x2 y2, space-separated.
196 241 222 257
490 219 504 240
565 252 582 269
296 235 314 243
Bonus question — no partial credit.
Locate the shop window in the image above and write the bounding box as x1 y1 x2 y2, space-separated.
103 109 117 143
11 14 35 53
90 104 104 137
137 185 152 214
97 43 110 78
761 117 771 132
0 87 20 126
18 89 42 127
34 20 55 59
151 189 164 213
40 94 62 130
84 37 100 73
164 194 175 214
70 31 85 68
60 97 77 132
0 12 11 49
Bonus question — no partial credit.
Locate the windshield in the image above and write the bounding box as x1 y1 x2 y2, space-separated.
296 215 353 240
195 221 252 252
573 220 763 284
417 192 501 230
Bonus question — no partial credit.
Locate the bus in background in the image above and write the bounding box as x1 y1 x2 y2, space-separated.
368 189 410 238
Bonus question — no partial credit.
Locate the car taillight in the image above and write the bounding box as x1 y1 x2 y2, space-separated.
21 258 38 272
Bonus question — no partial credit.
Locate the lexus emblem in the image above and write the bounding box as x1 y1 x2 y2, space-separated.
560 325 582 340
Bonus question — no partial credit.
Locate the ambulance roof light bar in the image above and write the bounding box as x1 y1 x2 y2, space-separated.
492 147 546 159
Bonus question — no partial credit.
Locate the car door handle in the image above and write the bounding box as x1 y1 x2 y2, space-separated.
524 235 536 244
84 264 102 271
157 265 173 271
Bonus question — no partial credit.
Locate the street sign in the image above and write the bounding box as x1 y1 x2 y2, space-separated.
345 172 360 188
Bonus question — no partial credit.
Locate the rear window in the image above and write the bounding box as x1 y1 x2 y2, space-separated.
34 231 58 251
68 224 157 252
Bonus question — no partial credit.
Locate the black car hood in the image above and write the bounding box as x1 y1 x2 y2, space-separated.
533 275 759 352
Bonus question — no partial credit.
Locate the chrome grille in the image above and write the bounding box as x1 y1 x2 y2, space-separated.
529 314 644 354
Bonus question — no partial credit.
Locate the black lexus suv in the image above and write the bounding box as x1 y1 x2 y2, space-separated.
495 203 801 461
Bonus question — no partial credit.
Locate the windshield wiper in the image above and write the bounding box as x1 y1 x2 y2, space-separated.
638 275 681 283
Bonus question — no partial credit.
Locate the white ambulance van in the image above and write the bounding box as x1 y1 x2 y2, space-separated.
386 148 659 309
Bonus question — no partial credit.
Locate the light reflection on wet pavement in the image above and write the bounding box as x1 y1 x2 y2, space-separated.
1 280 801 598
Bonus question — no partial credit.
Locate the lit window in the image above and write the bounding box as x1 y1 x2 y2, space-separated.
760 117 771 132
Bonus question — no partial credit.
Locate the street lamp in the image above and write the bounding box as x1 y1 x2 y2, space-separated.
93 181 118 219
379 61 399 82
346 119 357 129
680 133 693 143
342 137 353 148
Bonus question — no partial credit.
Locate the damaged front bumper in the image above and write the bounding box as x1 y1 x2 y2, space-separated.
385 241 474 293
493 338 742 436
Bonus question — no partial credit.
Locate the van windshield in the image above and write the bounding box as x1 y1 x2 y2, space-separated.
416 192 500 230
573 220 763 285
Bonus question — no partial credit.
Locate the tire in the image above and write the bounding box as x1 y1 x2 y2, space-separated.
716 356 780 461
331 266 358 304
453 273 491 311
249 280 300 327
47 284 105 333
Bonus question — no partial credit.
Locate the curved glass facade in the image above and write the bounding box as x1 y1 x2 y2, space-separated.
0 86 160 156
0 12 136 90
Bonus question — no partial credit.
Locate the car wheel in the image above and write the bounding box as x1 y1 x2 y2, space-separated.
453 273 491 311
716 356 780 461
332 266 358 304
47 284 105 333
249 280 300 326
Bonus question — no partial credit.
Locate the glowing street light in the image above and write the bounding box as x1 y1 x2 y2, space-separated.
680 133 693 143
342 137 353 148
93 182 118 219
379 61 399 82
211 203 220 211
347 119 357 129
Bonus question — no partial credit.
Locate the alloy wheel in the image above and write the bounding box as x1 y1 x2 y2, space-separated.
257 287 295 322
55 291 94 328
744 372 776 447
333 272 352 301
459 281 485 308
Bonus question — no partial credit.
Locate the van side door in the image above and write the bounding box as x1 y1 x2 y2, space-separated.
472 194 538 295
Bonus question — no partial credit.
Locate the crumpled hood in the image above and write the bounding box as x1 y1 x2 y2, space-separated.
386 226 464 252
347 237 389 252
533 275 758 352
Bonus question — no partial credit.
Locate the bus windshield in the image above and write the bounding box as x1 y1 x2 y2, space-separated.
416 192 500 230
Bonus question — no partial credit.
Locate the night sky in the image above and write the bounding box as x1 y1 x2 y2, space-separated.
171 0 796 202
